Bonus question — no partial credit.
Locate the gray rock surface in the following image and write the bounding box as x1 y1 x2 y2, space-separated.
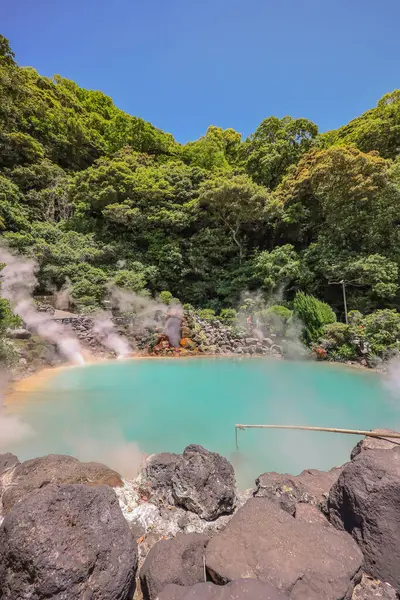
206 497 363 600
6 328 31 339
1 453 123 513
352 575 398 600
0 483 137 600
0 452 19 476
172 445 236 521
329 448 400 590
141 452 180 503
254 466 342 515
158 579 289 599
140 533 208 600
350 429 400 460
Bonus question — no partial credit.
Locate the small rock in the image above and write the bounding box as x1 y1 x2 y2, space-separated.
254 467 342 516
350 429 400 460
0 453 19 477
352 574 398 599
140 533 209 600
6 328 31 339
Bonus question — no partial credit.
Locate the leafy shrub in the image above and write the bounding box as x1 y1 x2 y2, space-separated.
219 308 237 325
348 310 363 325
198 308 216 321
256 305 293 337
336 343 357 361
293 292 336 344
321 322 351 347
159 291 173 305
183 303 195 312
0 338 18 367
0 298 21 331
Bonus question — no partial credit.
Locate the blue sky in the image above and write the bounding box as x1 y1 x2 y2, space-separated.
3 0 399 143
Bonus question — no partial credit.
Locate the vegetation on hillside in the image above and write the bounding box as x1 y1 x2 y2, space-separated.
1 34 400 363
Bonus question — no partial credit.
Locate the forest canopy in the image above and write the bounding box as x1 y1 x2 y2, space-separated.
1 34 400 318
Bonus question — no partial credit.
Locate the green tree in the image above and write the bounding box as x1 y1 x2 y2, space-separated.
277 146 400 253
0 35 16 67
242 116 318 188
199 174 271 263
293 292 336 344
254 244 301 295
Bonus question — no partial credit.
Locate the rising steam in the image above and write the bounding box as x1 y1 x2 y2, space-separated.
108 287 182 346
0 248 84 365
92 312 131 359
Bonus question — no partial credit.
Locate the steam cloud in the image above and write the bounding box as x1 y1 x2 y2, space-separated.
92 311 131 359
109 287 183 347
0 372 34 451
0 248 84 365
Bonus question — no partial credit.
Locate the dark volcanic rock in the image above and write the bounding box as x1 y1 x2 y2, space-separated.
206 497 363 600
2 453 123 514
0 453 19 476
172 445 236 521
0 484 137 600
329 448 400 590
158 579 289 599
352 575 398 600
140 533 209 600
254 466 342 515
142 452 180 502
350 429 400 460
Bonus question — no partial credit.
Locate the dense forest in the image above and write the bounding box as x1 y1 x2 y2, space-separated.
1 34 400 332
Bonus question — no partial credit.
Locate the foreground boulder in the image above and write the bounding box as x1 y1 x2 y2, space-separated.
0 484 137 600
139 445 237 521
158 579 289 599
350 429 400 460
329 448 400 590
140 533 209 600
254 466 342 515
352 575 398 600
1 453 123 513
206 497 363 599
172 445 236 521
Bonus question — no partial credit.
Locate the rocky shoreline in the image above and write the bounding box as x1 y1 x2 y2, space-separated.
8 307 286 380
0 431 399 599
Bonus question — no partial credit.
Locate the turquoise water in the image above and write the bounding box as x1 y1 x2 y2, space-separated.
8 358 400 488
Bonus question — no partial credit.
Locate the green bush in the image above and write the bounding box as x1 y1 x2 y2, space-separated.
159 291 174 305
219 308 238 325
336 343 357 361
198 308 216 321
321 322 351 347
183 303 195 313
348 310 363 325
0 338 18 367
0 298 21 332
256 305 293 336
293 292 336 345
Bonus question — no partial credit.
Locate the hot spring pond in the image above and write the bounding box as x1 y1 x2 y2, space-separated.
7 358 400 488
